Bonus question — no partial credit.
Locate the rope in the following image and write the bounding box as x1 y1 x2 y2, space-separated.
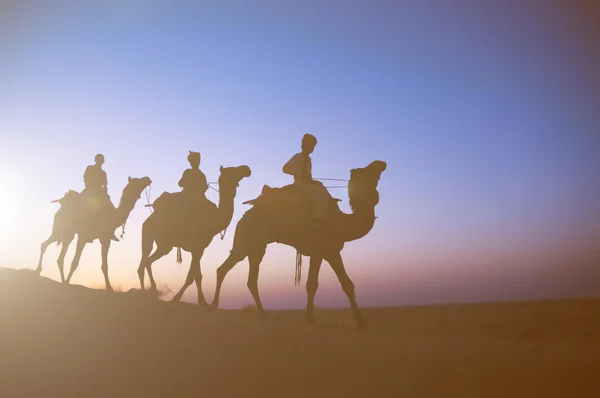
208 185 219 193
120 222 126 239
325 185 348 189
144 185 153 213
314 177 348 182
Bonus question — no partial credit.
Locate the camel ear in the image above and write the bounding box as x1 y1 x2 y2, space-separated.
220 165 224 172
128 176 132 183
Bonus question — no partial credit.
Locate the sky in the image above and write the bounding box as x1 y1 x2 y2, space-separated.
1 1 599 309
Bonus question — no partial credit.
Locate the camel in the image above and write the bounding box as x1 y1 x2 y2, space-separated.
36 176 152 290
210 160 387 329
137 165 251 304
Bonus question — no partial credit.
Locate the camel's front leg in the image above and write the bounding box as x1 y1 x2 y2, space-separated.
100 238 113 291
326 251 368 329
66 237 87 284
305 256 323 324
57 234 75 283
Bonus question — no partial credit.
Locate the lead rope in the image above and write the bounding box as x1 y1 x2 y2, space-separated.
144 185 153 213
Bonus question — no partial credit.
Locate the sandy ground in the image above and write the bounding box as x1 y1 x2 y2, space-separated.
0 267 599 398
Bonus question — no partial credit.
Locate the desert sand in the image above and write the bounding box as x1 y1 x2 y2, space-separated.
0 266 598 397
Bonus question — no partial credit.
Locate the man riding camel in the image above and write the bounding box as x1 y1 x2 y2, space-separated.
179 151 208 195
282 133 330 228
177 150 210 218
82 153 118 241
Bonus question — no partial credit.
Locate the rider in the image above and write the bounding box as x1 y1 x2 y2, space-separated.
282 133 330 224
178 151 209 213
82 153 118 240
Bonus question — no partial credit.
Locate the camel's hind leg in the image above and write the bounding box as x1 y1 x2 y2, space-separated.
56 233 75 283
172 249 205 305
305 256 323 324
66 237 87 284
137 222 154 290
36 235 58 275
210 251 247 310
143 245 172 292
247 246 267 315
326 251 368 329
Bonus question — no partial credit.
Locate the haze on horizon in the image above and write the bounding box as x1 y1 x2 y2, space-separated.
1 1 599 309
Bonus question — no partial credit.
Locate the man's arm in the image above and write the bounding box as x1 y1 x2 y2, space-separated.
282 154 302 176
178 170 188 188
199 170 209 192
83 165 92 181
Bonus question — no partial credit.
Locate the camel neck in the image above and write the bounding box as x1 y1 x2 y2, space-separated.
114 189 138 228
216 185 237 232
337 206 377 243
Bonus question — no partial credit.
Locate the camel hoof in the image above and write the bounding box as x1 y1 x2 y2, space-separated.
356 320 370 330
305 316 317 325
208 304 218 312
171 296 182 303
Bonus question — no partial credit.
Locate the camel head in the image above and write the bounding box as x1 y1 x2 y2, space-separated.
218 165 252 192
119 176 153 206
348 160 387 212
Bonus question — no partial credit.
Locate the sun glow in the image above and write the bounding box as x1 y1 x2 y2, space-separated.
0 172 21 240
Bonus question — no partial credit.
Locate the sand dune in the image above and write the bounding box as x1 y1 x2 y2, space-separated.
0 266 598 397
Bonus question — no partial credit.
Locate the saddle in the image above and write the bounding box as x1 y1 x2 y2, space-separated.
243 184 342 209
152 191 216 218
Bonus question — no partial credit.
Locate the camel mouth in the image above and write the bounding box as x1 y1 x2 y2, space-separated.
369 161 387 173
240 166 252 178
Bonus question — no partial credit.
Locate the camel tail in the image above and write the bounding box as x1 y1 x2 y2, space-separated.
176 247 182 264
295 251 302 286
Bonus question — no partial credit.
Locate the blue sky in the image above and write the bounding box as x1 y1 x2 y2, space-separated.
1 1 599 308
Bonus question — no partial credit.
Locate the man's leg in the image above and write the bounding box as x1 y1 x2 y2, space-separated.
312 186 329 218
305 184 329 233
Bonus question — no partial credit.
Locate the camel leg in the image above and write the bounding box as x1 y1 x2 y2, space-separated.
57 234 74 283
66 237 87 284
36 235 57 275
305 256 323 324
137 222 154 290
326 251 369 329
210 252 247 310
247 247 267 315
172 249 205 304
144 245 172 292
146 261 158 291
100 238 113 292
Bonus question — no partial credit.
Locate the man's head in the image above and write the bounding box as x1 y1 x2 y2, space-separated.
301 133 317 155
94 154 105 166
187 151 201 168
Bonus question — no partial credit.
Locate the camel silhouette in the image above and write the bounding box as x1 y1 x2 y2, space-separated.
137 165 251 304
210 160 386 329
36 176 152 290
